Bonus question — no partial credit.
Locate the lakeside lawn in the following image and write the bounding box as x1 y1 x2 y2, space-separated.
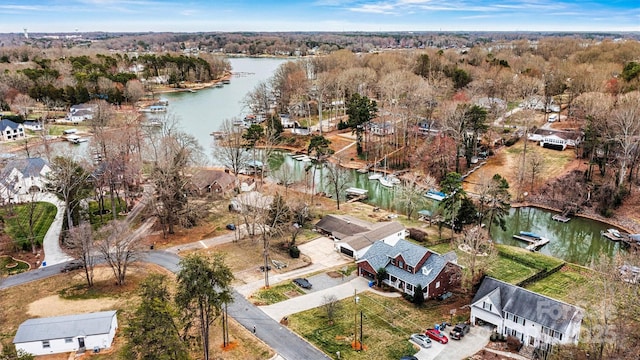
0 202 57 251
88 197 127 228
524 263 601 307
288 292 468 360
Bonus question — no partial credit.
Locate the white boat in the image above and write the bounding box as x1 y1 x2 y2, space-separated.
379 176 395 188
368 172 383 180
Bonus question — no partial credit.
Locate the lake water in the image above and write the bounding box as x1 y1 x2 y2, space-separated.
48 56 621 267
491 207 625 266
157 57 290 156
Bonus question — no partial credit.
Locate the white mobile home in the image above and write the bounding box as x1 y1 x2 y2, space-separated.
13 311 118 356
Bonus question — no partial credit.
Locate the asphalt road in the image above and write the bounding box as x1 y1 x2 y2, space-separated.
1 251 331 360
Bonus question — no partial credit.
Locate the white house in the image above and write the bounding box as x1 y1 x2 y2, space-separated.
65 104 95 123
0 119 25 141
470 277 583 352
0 157 51 202
13 311 118 356
22 120 43 131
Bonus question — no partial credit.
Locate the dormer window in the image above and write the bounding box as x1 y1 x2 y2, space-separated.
398 260 404 269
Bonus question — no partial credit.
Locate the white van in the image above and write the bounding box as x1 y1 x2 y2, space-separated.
548 114 558 122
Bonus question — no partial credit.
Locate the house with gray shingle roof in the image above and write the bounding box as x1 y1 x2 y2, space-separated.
471 277 583 351
315 214 408 259
0 119 25 141
13 310 118 356
357 239 461 298
0 157 51 202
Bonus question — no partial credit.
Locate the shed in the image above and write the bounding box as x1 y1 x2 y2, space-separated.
13 311 118 356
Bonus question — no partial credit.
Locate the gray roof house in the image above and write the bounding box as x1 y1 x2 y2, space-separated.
0 157 51 201
0 119 25 141
13 310 118 356
315 214 408 259
470 277 583 351
357 239 461 298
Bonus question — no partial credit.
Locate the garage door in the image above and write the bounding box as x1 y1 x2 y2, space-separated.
340 246 354 257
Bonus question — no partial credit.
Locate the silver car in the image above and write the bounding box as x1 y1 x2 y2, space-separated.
410 333 432 348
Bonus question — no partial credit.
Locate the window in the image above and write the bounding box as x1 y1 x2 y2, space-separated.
42 341 50 348
398 260 404 268
435 281 440 288
406 283 413 291
65 338 73 343
407 265 413 273
483 301 492 311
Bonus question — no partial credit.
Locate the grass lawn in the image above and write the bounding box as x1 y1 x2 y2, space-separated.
88 197 127 228
250 282 304 305
524 263 600 306
485 245 564 284
0 202 57 250
288 293 468 360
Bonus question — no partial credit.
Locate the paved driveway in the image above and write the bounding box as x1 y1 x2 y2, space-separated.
408 325 491 360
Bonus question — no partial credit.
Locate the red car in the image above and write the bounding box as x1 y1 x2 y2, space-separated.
425 328 449 344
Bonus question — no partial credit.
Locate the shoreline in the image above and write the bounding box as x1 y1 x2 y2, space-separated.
511 202 638 235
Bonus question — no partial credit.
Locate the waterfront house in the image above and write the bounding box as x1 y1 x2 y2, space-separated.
315 214 375 240
66 104 95 123
13 311 118 356
0 157 51 202
356 239 461 298
0 119 25 141
470 277 583 351
22 120 43 131
187 169 236 197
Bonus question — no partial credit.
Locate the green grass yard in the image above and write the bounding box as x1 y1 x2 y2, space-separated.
288 292 463 360
0 202 57 251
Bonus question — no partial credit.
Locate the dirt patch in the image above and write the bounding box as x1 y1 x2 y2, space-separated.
27 295 122 318
327 271 343 278
284 290 302 298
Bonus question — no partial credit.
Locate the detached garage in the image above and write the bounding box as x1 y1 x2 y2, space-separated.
13 310 118 356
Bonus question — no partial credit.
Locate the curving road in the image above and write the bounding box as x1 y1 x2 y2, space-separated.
0 251 331 360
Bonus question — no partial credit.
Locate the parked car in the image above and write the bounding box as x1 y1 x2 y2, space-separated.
548 114 558 122
293 278 312 289
400 356 418 360
449 323 470 340
226 223 236 231
410 333 432 348
60 260 83 273
425 328 449 344
259 265 271 272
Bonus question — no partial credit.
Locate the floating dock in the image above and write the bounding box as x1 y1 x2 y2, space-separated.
552 214 571 223
345 187 368 202
513 232 550 251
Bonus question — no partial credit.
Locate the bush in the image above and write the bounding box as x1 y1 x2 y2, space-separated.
408 228 428 242
506 335 522 351
504 137 518 147
289 245 300 258
337 121 349 130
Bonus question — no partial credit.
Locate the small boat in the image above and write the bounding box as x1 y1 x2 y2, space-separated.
601 228 622 241
368 172 383 180
222 79 231 84
215 83 224 88
519 231 542 240
379 176 395 188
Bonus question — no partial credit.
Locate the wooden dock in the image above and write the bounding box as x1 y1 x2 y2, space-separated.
525 238 550 251
552 214 571 223
345 187 368 203
513 233 550 251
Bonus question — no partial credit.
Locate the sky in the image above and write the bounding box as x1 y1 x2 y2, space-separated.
1 0 638 34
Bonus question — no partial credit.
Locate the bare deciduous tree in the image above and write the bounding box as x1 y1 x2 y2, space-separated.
96 220 142 286
67 223 96 287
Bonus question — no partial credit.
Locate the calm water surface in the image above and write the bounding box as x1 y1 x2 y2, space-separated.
491 207 625 266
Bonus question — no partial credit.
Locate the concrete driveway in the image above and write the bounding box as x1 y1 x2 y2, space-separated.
235 236 352 297
407 325 491 360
